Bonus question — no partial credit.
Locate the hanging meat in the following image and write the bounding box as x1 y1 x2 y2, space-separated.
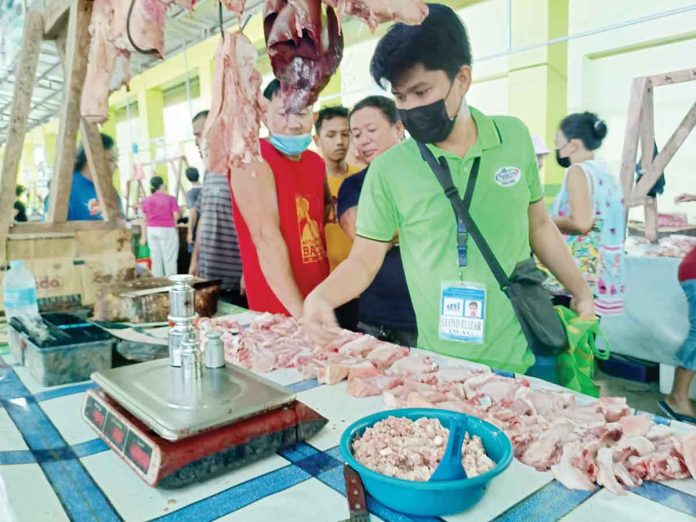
321 0 428 30
81 0 132 123
110 0 168 58
220 0 246 16
166 0 196 9
264 0 343 112
82 0 179 122
203 31 266 173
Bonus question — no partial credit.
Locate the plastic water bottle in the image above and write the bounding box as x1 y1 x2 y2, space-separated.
3 260 40 320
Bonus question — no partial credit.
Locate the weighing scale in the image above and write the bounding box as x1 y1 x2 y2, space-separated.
82 276 328 488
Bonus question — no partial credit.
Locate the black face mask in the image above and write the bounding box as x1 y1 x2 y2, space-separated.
398 83 461 144
556 149 571 168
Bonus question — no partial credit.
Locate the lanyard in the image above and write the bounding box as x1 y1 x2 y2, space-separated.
416 142 481 269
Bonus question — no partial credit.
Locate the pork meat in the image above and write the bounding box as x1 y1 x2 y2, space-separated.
681 433 696 479
204 31 266 173
551 441 596 491
322 0 428 30
264 0 343 112
82 0 132 123
352 417 494 481
221 0 246 15
111 0 167 57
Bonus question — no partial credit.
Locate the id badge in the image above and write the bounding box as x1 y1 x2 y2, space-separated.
439 282 486 344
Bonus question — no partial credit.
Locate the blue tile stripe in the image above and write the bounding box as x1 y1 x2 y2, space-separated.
33 381 98 402
278 441 321 463
0 450 36 465
0 439 109 465
494 480 597 522
151 465 312 522
72 438 110 459
0 364 122 522
632 482 696 517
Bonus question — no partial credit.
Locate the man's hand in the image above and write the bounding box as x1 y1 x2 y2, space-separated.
571 292 595 319
139 236 147 247
675 194 696 205
302 292 342 347
188 258 199 276
240 276 246 296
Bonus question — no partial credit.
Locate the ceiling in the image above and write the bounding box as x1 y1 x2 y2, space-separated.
0 0 266 146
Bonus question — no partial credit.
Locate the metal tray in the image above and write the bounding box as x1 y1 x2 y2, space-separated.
91 359 296 441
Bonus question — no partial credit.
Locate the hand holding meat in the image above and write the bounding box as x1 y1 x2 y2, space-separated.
302 291 343 347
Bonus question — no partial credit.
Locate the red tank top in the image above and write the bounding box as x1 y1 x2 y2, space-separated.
679 246 696 282
232 139 330 315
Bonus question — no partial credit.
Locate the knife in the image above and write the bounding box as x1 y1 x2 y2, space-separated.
340 464 370 522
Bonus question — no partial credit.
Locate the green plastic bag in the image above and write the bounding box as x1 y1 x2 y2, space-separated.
136 244 151 259
555 306 610 398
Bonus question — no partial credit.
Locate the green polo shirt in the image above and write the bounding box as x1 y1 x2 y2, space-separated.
356 107 543 373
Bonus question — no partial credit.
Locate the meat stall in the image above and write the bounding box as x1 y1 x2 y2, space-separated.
1 308 696 521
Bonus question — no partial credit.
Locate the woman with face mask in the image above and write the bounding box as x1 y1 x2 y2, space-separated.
546 112 626 317
337 96 417 347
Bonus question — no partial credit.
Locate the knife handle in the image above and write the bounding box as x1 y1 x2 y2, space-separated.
343 464 369 516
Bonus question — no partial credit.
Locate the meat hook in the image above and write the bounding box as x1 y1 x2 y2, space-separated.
219 0 225 38
127 0 161 56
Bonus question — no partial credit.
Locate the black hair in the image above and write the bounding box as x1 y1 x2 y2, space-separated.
315 106 349 133
15 184 25 197
349 96 399 125
263 79 281 101
185 167 200 183
150 176 165 194
74 133 114 173
192 110 209 123
560 112 608 151
370 3 472 88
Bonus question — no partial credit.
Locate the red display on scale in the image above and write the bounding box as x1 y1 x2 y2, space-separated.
82 388 328 488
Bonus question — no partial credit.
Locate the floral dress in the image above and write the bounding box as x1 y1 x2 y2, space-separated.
546 160 626 316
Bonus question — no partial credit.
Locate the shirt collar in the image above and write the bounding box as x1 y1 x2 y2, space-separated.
426 106 502 162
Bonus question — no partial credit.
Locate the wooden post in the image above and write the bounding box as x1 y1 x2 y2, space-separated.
47 0 93 224
644 197 658 243
639 84 657 242
80 119 123 223
0 11 44 236
634 100 696 199
619 77 647 225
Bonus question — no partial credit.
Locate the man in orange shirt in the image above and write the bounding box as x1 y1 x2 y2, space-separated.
314 106 361 329
314 106 361 271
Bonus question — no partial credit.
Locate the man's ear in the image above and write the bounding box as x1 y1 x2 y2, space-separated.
313 134 320 148
457 65 473 97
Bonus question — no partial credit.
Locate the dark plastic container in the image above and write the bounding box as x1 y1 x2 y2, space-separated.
598 354 659 383
10 313 114 386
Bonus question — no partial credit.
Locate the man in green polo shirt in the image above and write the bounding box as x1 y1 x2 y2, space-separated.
303 4 593 373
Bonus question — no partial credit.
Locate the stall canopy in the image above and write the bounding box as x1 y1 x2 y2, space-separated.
0 0 264 146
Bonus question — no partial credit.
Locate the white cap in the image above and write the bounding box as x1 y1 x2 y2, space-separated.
532 135 550 156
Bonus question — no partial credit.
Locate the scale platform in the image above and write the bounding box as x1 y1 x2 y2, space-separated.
83 360 328 487
91 358 296 441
